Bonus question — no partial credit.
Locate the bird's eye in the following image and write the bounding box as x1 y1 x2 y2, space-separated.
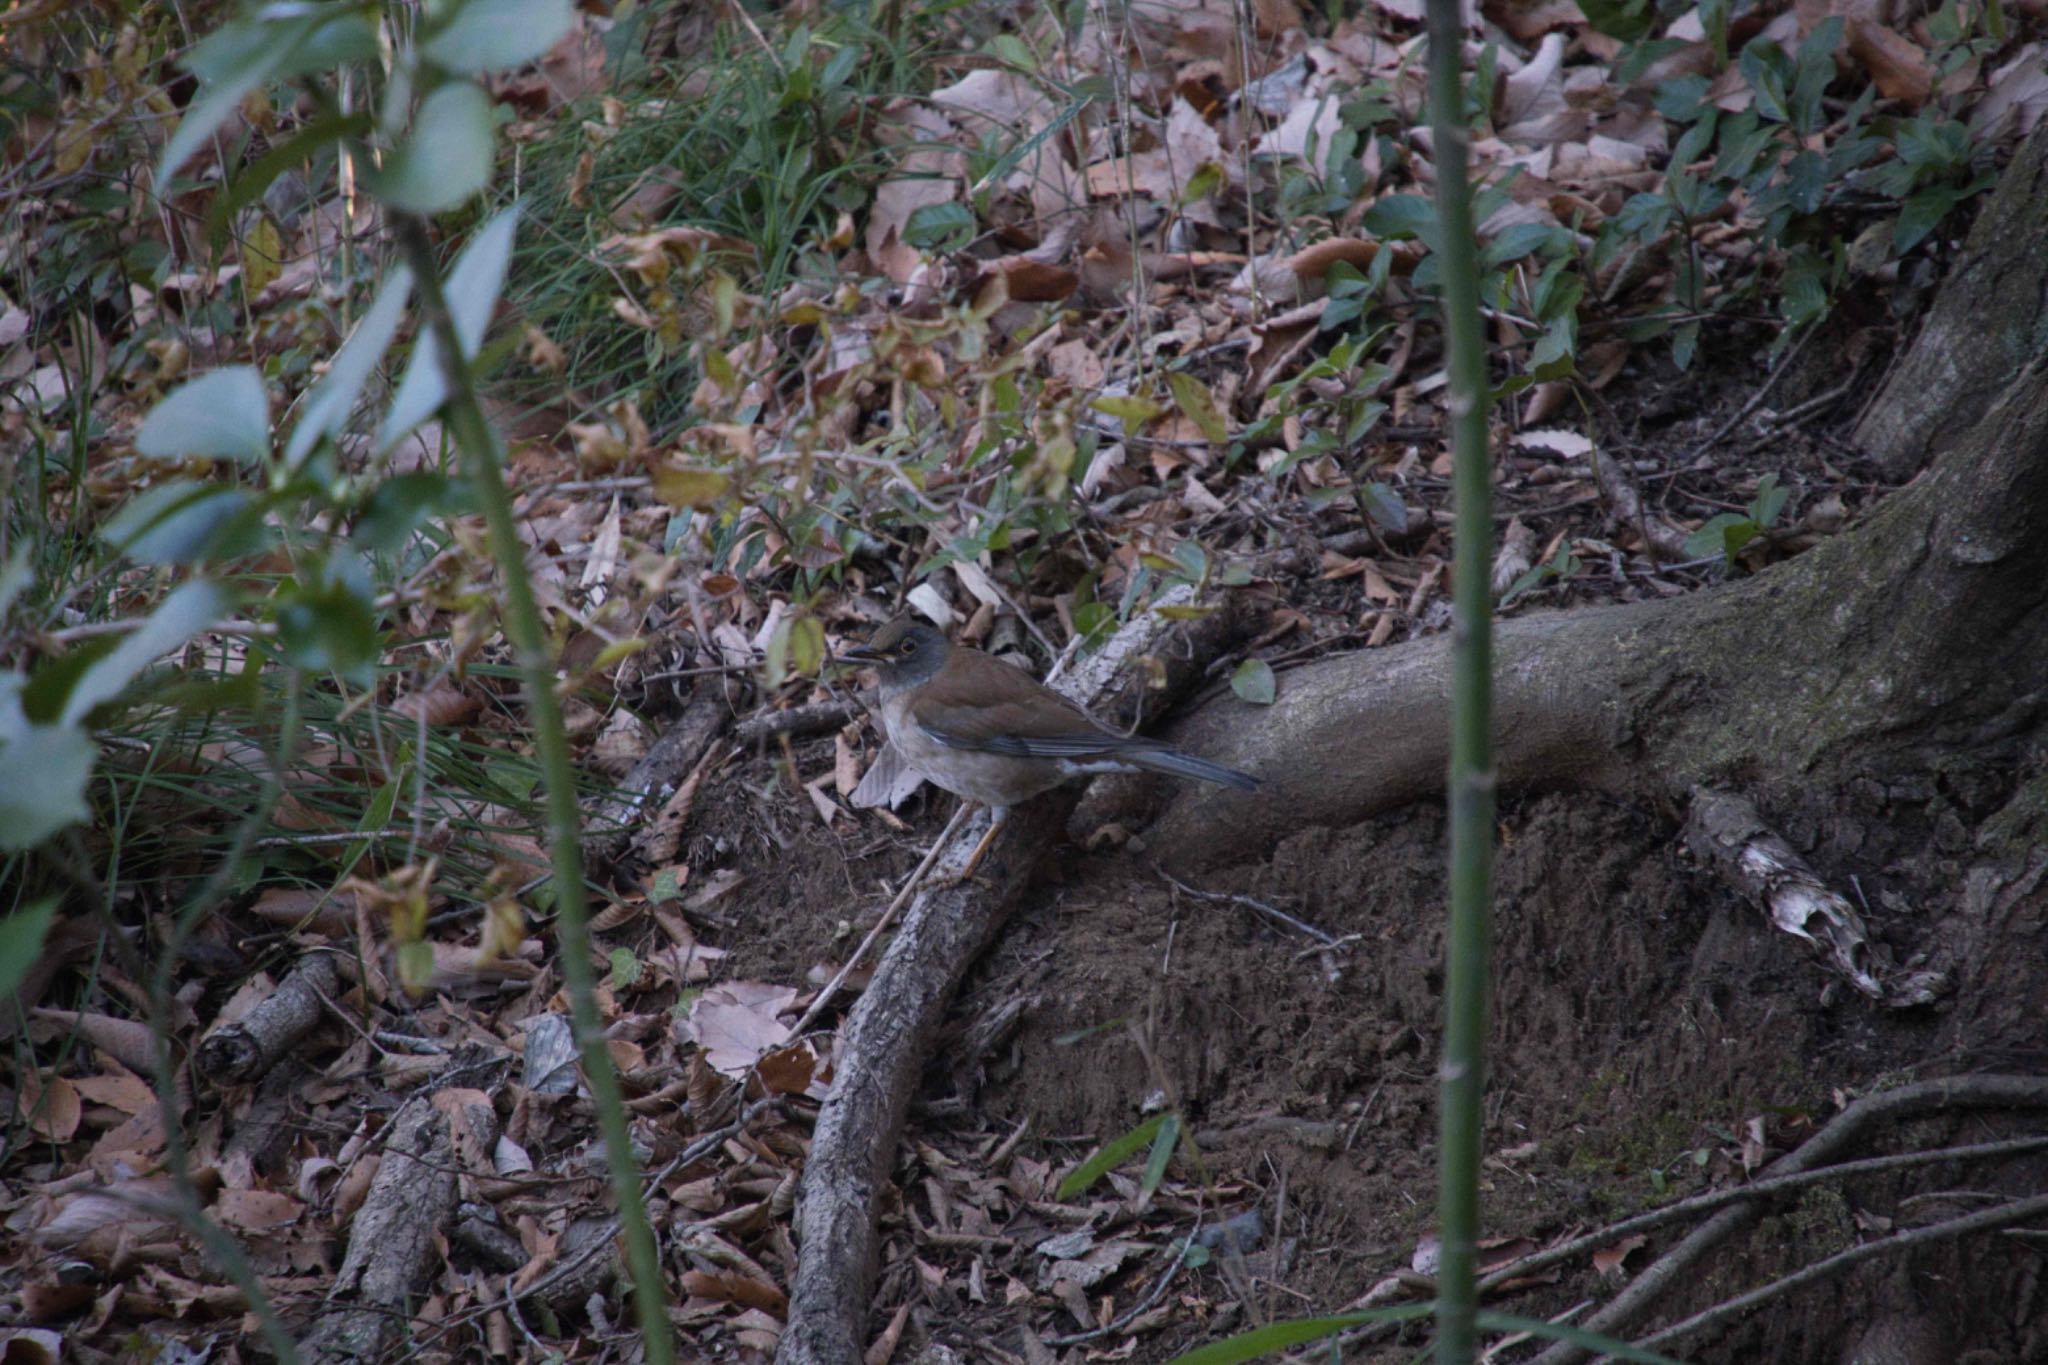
897 640 917 655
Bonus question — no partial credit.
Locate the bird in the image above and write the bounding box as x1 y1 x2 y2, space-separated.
841 617 1258 877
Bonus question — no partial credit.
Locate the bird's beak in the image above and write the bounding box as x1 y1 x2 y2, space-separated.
839 643 882 664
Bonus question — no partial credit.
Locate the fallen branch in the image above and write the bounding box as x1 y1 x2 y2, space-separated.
735 696 861 746
1477 1131 2048 1295
583 682 729 881
776 592 1261 1365
301 1092 484 1363
1591 449 1690 563
1528 1073 2048 1365
196 951 342 1085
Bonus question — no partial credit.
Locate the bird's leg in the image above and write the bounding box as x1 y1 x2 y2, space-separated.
946 805 1007 885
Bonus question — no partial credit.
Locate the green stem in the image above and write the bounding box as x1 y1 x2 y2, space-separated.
1424 1 1497 1361
394 217 676 1365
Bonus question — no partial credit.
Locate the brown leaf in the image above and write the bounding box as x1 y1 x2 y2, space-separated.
22 1073 81 1142
681 1268 788 1316
1593 1233 1648 1278
389 684 481 727
682 983 799 1076
215 1188 305 1233
1847 17 1932 106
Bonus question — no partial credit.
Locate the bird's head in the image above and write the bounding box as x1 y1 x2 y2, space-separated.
841 617 951 690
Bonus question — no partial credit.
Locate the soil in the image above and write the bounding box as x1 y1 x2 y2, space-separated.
666 321 2048 1363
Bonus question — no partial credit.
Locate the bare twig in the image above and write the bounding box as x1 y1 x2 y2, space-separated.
1528 1074 2048 1365
1478 1132 2048 1295
1639 1192 2048 1354
1157 868 1341 946
789 804 973 1039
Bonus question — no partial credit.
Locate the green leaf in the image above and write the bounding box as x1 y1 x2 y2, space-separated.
1089 394 1165 436
609 946 642 988
354 472 465 553
421 0 574 74
375 81 496 214
1230 658 1276 706
136 367 271 464
1140 1113 1180 1195
1360 480 1406 533
1574 0 1655 40
275 559 380 684
0 898 59 1003
99 483 263 566
1361 193 1437 243
62 580 229 726
1684 512 1750 560
158 20 301 189
379 205 522 449
1750 472 1790 528
1165 1307 1434 1363
287 266 414 469
1166 371 1230 444
0 683 95 851
903 202 976 252
1894 186 1959 254
1057 1112 1172 1200
0 545 32 621
764 613 824 688
206 111 372 251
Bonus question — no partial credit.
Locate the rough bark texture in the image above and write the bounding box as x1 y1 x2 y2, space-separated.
301 1096 463 1363
1853 123 2048 480
197 952 341 1085
583 682 729 881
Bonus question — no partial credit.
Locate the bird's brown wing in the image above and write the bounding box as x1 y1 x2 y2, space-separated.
909 648 1127 758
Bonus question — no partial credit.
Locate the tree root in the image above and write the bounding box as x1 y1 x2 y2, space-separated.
1527 1073 2048 1365
1684 787 1948 1007
776 592 1263 1365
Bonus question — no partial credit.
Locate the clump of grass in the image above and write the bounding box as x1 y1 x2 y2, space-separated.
503 12 932 434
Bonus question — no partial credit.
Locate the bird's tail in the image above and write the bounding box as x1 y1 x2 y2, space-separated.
1127 744 1259 792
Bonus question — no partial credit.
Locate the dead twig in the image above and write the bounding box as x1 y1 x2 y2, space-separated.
1638 1192 2048 1354
1528 1073 2048 1365
1477 1131 2048 1295
788 803 974 1039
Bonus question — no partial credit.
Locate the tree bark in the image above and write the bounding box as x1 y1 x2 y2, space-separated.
1852 123 2048 480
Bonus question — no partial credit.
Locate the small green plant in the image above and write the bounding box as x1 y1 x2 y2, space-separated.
1057 1110 1185 1201
1501 538 1584 605
1685 472 1791 563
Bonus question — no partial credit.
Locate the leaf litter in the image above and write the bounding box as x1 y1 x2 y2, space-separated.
6 0 2048 1358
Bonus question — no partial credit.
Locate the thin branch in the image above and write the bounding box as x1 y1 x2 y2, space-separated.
1478 1132 2048 1295
1639 1193 2048 1353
